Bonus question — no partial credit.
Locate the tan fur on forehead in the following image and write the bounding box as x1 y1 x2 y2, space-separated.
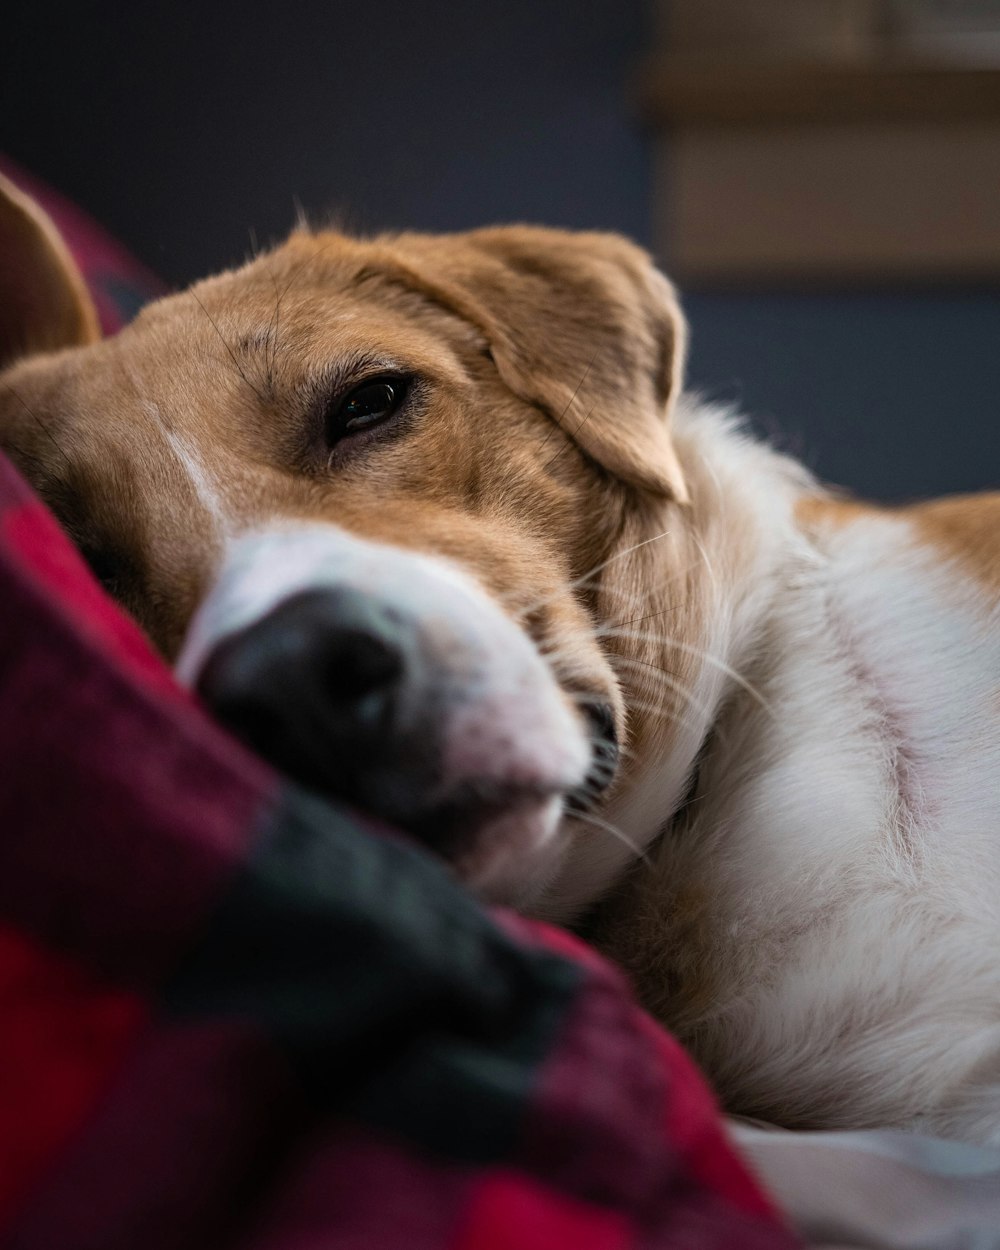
1 228 657 672
276 225 690 501
30 220 687 517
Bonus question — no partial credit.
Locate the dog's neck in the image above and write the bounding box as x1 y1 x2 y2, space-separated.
538 398 814 922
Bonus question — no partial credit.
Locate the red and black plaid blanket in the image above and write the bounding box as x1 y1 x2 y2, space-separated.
0 161 799 1249
0 453 805 1249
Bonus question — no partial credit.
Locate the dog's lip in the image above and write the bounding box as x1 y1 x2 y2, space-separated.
401 776 570 842
367 773 567 880
412 788 564 889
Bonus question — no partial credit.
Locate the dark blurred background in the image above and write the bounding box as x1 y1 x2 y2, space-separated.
4 0 999 499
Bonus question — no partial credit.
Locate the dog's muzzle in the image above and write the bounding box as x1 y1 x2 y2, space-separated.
197 586 533 858
181 526 594 889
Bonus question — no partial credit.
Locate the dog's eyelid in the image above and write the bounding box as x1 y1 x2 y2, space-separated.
323 370 415 451
301 352 408 402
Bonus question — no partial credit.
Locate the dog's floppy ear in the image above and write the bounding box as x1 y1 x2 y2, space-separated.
390 226 689 501
0 173 100 371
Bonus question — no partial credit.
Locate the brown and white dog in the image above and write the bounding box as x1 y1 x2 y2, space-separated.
2 175 999 1144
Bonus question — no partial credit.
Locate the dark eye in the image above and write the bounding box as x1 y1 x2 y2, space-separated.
328 376 408 443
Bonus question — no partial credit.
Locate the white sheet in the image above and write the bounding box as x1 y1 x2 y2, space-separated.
729 1119 1000 1249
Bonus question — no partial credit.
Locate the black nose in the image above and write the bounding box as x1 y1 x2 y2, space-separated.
196 588 413 798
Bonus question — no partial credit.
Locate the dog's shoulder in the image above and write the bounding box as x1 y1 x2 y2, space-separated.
907 493 1000 604
796 488 1000 604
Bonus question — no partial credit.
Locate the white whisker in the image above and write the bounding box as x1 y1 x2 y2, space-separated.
511 527 677 625
599 630 774 718
568 808 652 866
690 528 719 599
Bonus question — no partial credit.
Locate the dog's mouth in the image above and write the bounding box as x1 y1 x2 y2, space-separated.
179 526 612 898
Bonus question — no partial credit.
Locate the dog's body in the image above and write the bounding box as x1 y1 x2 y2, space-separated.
2 174 998 1142
592 412 1000 1143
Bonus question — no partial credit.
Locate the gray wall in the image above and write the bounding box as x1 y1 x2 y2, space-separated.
3 1 650 281
5 1 998 500
685 290 1000 500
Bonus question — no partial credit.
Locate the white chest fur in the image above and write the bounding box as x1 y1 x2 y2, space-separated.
597 412 1000 1144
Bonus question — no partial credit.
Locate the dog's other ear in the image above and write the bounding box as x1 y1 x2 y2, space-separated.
0 173 100 371
392 226 689 501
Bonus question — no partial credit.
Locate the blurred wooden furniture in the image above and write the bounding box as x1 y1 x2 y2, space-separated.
642 0 1000 284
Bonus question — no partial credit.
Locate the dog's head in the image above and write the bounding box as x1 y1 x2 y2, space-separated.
0 176 695 911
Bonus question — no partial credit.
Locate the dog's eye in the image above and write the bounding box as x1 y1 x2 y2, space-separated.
328 376 408 442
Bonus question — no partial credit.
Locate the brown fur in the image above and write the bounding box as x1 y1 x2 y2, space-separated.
910 494 1000 602
795 494 879 532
